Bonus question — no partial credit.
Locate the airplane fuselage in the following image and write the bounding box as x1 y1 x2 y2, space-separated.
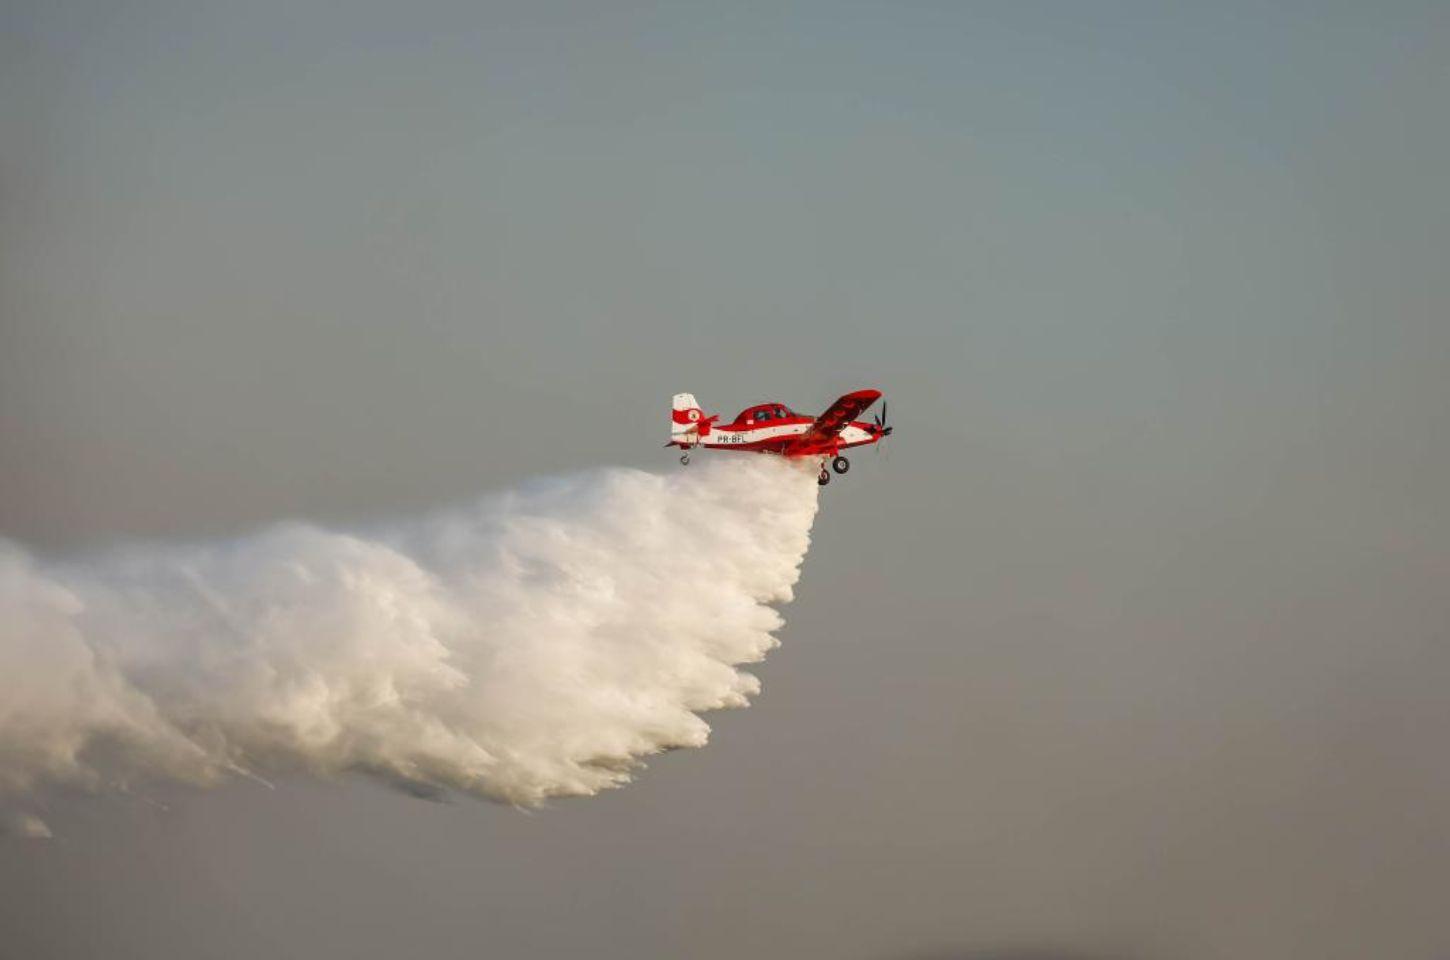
696 414 878 456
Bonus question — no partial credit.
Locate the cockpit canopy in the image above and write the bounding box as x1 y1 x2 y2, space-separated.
733 403 796 424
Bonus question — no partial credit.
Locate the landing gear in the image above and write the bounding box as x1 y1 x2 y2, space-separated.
832 455 851 475
680 452 690 465
817 466 831 486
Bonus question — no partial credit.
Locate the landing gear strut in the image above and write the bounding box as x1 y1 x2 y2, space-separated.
832 455 851 475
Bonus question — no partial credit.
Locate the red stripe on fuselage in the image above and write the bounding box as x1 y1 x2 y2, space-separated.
711 416 814 433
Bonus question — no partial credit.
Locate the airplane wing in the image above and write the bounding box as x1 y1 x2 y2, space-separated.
786 389 881 453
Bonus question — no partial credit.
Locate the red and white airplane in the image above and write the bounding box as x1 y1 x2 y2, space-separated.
667 389 893 485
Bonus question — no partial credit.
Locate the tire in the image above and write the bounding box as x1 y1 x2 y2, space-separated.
680 454 690 465
817 470 831 486
832 456 851 475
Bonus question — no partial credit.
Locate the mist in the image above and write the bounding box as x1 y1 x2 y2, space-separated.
1 458 820 829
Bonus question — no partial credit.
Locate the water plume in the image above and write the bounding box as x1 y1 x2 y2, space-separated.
0 458 820 831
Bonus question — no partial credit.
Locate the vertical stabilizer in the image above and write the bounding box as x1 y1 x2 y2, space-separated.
671 393 705 444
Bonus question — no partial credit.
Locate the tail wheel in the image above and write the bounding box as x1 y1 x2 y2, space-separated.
680 453 690 465
817 467 831 486
832 456 850 475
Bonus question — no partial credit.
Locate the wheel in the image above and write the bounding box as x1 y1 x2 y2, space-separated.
680 453 690 465
832 455 851 475
817 469 831 486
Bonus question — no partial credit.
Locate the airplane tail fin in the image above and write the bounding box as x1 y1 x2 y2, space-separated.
671 392 707 445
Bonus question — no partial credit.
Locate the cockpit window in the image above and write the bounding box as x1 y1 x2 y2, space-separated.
775 407 788 418
756 408 772 421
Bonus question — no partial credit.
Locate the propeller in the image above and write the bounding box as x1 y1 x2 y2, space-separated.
872 400 894 438
872 400 894 459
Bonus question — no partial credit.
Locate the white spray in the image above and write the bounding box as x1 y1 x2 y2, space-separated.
0 457 820 830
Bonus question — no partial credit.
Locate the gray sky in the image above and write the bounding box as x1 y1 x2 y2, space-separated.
2 2 1448 958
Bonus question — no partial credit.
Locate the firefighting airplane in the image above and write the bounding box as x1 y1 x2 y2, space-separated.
667 389 893 485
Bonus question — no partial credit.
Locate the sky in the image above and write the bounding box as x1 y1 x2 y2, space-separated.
2 1 1448 958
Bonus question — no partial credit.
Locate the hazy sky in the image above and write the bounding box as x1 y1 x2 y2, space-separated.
3 2 1448 958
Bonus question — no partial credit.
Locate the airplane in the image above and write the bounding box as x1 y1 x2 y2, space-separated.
667 389 893 485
